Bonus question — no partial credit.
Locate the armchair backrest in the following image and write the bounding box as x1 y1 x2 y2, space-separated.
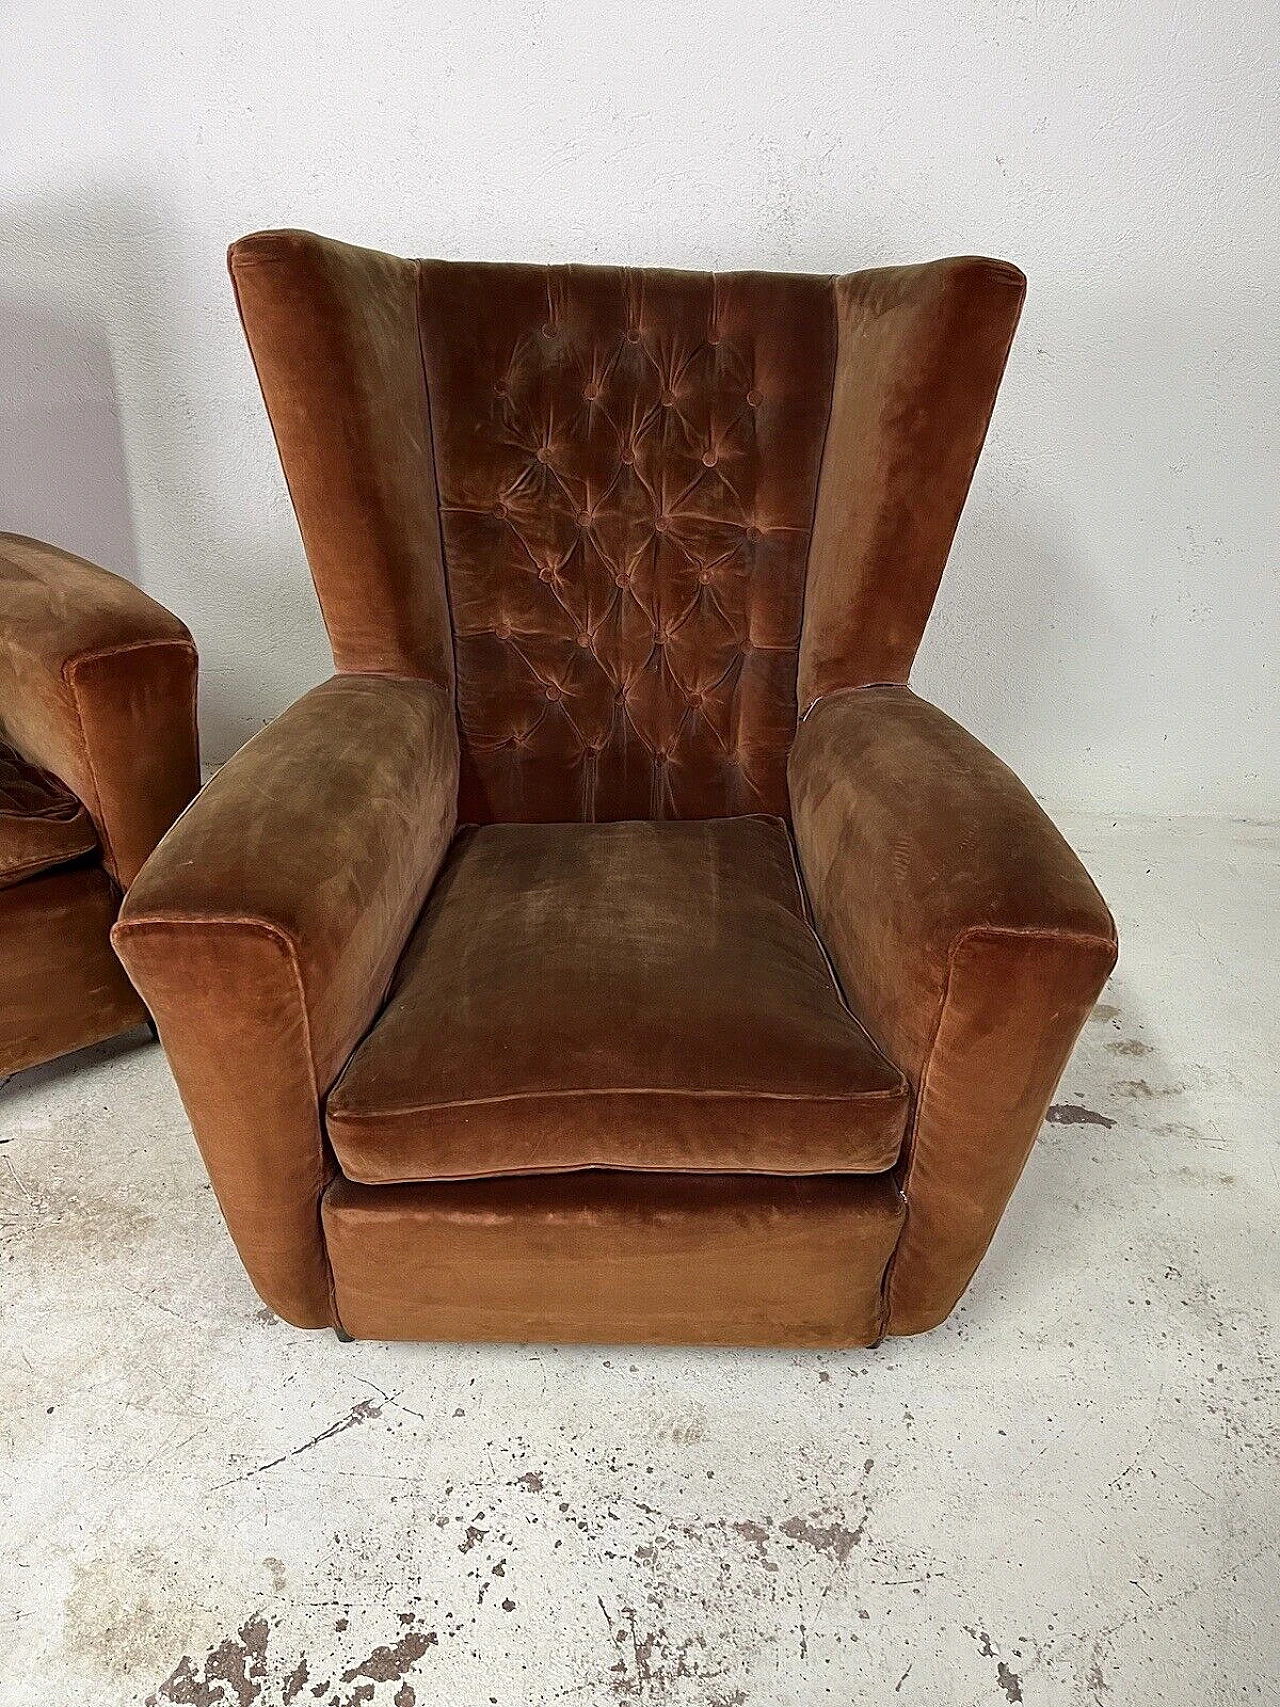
231 233 1023 824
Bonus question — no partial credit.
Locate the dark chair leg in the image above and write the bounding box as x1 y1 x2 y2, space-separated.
334 1326 354 1343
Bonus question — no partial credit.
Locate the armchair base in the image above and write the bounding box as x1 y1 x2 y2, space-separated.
322 1169 905 1348
0 866 146 1077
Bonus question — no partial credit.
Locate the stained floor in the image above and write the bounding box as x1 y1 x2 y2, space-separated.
0 814 1276 1705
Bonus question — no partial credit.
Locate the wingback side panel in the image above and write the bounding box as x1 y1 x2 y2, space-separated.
229 231 455 688
799 259 1025 709
417 263 837 822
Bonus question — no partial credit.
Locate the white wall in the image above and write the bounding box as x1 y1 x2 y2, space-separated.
2 0 1276 816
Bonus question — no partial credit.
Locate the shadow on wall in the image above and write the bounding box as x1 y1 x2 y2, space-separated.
0 287 139 581
913 485 1130 808
0 189 334 761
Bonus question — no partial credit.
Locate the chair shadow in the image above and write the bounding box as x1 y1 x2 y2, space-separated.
0 288 140 583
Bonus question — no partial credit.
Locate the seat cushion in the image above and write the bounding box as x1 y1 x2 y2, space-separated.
326 815 909 1184
0 741 97 891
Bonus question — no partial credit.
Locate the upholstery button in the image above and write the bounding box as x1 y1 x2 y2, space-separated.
494 380 508 396
545 685 562 701
620 447 635 465
539 566 554 582
626 328 641 343
577 511 593 528
655 515 670 533
708 330 721 346
542 322 556 337
691 690 705 706
576 632 591 648
535 448 550 463
698 570 712 584
745 525 761 541
702 451 718 467
747 388 763 406
584 384 599 401
613 571 628 587
661 390 676 406
494 501 508 518
495 622 511 639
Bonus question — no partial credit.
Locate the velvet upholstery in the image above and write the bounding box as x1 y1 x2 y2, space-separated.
327 816 908 1184
113 231 1115 1345
0 741 97 890
0 535 199 1075
115 674 460 1327
324 1170 906 1347
417 261 835 821
0 865 146 1076
788 687 1118 1333
0 534 199 888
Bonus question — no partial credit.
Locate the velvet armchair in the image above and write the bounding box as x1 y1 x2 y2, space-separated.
114 233 1117 1345
0 534 199 1075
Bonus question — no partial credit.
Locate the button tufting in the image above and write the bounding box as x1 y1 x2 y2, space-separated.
626 327 641 343
494 379 508 395
494 501 508 518
577 511 593 528
535 447 550 463
545 685 563 702
542 322 556 337
539 566 555 582
655 515 670 533
747 388 763 406
583 384 599 401
745 525 761 541
576 632 592 648
495 622 511 640
702 451 718 467
708 330 721 345
620 447 635 465
698 570 712 584
613 572 628 587
661 390 676 406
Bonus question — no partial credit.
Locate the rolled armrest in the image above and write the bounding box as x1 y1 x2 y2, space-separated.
113 673 459 1326
789 686 1117 1334
0 533 199 886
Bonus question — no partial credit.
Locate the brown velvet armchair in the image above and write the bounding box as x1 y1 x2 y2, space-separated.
0 534 199 1075
114 233 1117 1345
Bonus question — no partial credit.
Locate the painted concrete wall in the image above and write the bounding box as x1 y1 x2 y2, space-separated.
2 1 1276 815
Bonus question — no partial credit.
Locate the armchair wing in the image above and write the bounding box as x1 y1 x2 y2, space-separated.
113 675 459 1326
0 533 199 887
789 687 1117 1335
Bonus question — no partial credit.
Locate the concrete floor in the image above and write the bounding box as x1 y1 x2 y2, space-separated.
0 813 1276 1706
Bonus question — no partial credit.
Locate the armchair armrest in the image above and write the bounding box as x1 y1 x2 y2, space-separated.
113 673 459 1326
0 533 199 886
789 686 1117 1335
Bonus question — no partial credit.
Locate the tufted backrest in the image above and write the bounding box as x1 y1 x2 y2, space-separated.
417 263 835 822
230 233 1024 826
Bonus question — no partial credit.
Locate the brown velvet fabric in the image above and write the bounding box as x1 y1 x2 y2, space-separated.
800 260 1025 709
0 866 145 1075
788 687 1118 1335
228 232 455 688
0 739 97 889
326 816 908 1183
417 262 836 821
113 674 460 1327
0 533 200 887
323 1170 905 1346
124 234 1116 1343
